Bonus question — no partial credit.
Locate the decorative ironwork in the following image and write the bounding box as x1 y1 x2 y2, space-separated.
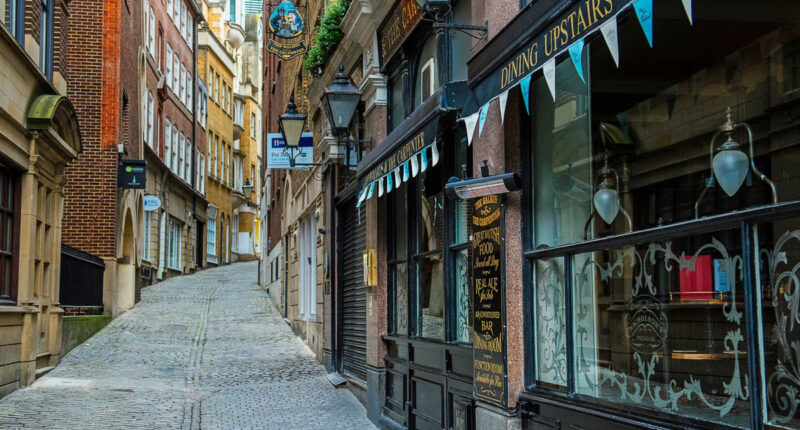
535 259 567 386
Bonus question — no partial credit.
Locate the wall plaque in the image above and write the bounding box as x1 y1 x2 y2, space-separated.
472 194 507 405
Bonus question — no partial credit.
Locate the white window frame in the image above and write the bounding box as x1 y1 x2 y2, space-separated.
166 45 173 87
147 93 154 147
298 215 317 320
207 217 217 262
164 119 172 166
178 133 185 178
172 125 179 172
179 64 186 105
173 55 179 92
148 6 155 55
180 3 186 40
166 0 173 22
187 75 193 110
143 210 152 261
168 218 182 270
185 139 191 183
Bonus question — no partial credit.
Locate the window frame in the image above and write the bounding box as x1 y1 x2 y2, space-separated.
167 218 182 271
0 167 20 305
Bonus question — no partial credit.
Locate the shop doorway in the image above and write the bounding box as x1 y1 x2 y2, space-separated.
336 197 367 382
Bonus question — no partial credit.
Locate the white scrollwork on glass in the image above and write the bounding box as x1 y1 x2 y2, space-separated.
456 250 472 343
762 229 800 425
536 259 567 386
574 239 748 421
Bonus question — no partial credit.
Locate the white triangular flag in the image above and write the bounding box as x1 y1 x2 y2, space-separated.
431 142 439 167
411 153 419 177
356 188 367 207
378 177 384 197
478 103 490 137
600 17 619 67
394 167 402 186
464 111 479 146
543 58 556 101
682 0 692 24
498 90 509 124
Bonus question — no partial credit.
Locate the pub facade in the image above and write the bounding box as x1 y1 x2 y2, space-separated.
303 0 800 428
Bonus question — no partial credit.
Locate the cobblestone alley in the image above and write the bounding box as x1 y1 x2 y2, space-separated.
0 262 375 430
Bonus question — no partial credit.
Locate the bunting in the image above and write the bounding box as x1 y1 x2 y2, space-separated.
543 58 556 101
402 160 410 182
478 103 490 136
420 149 428 172
520 75 532 115
498 90 509 124
464 111 479 146
387 172 394 192
569 39 586 83
411 154 419 177
431 142 440 167
378 177 384 197
634 0 653 47
393 167 402 187
367 181 375 199
356 188 367 208
600 17 620 67
681 0 692 24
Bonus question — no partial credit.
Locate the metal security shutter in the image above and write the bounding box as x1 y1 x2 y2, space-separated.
340 199 367 382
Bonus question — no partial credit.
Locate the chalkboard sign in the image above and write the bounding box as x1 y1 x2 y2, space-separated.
472 195 506 405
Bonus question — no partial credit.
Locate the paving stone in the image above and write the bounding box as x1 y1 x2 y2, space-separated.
0 262 375 430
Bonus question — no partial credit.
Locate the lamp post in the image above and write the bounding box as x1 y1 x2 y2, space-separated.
279 94 307 168
322 63 363 169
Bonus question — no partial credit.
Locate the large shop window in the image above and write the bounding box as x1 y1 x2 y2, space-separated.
523 1 800 427
389 184 409 336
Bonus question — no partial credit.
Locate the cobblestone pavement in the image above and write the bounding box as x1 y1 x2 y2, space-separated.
0 262 376 430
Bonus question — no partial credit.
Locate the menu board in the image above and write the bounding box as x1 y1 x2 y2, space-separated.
472 195 506 405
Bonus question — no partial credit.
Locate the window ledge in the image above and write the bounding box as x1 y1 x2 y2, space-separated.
0 304 39 313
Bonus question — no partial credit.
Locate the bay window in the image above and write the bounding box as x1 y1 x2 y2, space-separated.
521 3 800 428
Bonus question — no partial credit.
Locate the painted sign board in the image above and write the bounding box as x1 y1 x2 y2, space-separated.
143 195 162 211
118 160 146 189
472 194 507 406
378 0 422 62
267 132 314 169
266 0 307 59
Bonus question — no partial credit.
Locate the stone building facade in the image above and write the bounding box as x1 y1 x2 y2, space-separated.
0 0 82 397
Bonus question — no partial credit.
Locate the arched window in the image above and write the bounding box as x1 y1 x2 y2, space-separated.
414 35 438 108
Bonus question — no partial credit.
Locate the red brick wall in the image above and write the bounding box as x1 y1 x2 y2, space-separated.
261 21 284 253
63 0 119 258
54 0 68 79
120 0 141 159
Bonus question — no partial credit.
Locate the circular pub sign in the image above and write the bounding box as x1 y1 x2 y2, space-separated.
143 195 162 211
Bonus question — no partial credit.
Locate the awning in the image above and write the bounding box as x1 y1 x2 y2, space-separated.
355 83 467 207
462 0 638 117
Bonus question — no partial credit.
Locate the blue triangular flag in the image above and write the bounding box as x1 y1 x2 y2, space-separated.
634 0 653 47
520 75 532 115
402 161 410 182
569 39 586 83
367 181 375 199
478 103 490 136
356 188 367 207
386 173 393 192
420 149 428 172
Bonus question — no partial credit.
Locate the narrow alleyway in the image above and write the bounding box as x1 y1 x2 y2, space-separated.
0 262 375 430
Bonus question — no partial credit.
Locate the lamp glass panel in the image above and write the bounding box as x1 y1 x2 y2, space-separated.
280 117 304 148
712 147 749 197
327 93 360 129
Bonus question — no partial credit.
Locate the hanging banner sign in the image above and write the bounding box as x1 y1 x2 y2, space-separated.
362 120 436 184
118 160 146 189
267 132 314 170
378 0 422 62
266 39 307 60
266 0 307 59
472 195 506 406
465 0 633 116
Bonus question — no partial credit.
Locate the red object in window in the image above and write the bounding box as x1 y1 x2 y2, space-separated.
680 255 713 300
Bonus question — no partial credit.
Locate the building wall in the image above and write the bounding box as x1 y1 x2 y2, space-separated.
199 30 235 264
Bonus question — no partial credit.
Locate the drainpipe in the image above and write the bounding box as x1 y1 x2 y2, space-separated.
157 209 166 279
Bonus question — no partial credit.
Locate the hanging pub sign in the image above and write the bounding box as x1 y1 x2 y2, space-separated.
266 0 307 60
378 0 422 62
118 159 146 189
472 194 507 406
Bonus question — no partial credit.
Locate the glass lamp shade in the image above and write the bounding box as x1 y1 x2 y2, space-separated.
279 96 306 149
593 186 620 225
712 142 749 197
413 0 425 7
242 180 254 200
322 64 361 135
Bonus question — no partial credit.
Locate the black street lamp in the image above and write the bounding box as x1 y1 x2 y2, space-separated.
322 63 369 170
321 64 361 137
242 178 254 202
279 94 307 168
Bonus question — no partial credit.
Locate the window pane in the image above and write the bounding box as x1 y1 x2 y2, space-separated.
1 0 18 37
531 51 591 249
390 74 405 131
414 36 438 108
573 228 749 427
454 248 472 343
391 184 408 336
759 216 800 428
451 0 471 81
534 256 566 388
419 252 444 340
